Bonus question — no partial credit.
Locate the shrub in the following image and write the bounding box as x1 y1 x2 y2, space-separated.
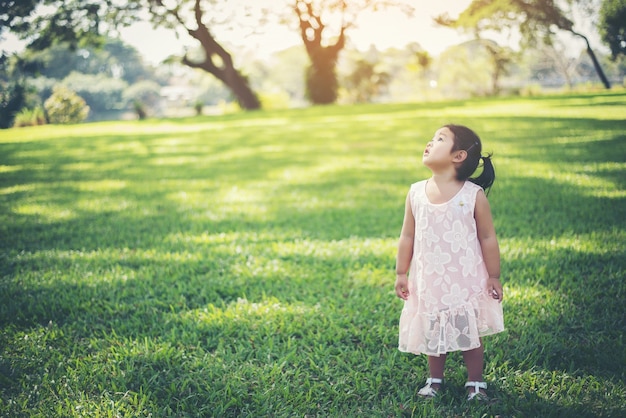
123 80 162 118
13 107 46 127
44 86 89 124
259 91 291 110
194 99 203 115
132 100 147 120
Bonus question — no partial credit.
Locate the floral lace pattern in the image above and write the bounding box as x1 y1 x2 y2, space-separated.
398 181 505 356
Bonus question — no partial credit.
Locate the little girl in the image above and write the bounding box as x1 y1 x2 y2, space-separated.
394 124 505 401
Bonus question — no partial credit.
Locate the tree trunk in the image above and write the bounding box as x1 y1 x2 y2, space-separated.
155 0 261 110
572 30 611 89
183 52 260 110
225 69 261 111
306 62 338 104
295 0 345 105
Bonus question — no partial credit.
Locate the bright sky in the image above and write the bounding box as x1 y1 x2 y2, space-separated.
120 1 474 64
1 1 475 65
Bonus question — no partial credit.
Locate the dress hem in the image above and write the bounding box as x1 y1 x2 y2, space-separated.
398 328 506 357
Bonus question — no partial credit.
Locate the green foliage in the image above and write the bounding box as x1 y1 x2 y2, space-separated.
1 1 138 51
440 0 575 44
11 38 160 120
0 81 26 129
439 0 613 89
12 106 46 127
123 80 162 113
16 39 155 84
341 59 390 103
43 85 89 124
132 100 147 120
1 92 625 416
437 43 493 97
258 91 291 110
62 71 128 113
600 0 626 59
99 38 156 84
0 0 41 34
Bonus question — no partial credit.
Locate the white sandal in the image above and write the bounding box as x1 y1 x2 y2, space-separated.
418 377 443 398
465 381 488 401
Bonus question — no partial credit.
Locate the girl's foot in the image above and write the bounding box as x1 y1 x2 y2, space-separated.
418 377 443 398
465 381 488 401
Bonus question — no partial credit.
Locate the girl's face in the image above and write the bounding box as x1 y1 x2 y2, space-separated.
422 127 456 166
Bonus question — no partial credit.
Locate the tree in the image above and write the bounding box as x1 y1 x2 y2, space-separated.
294 0 345 104
436 0 612 89
523 40 581 88
376 43 436 102
13 39 153 84
599 0 626 59
341 57 390 103
2 0 260 110
436 42 494 98
62 71 128 113
481 40 516 95
144 0 260 110
6 38 156 119
0 0 139 51
292 0 413 105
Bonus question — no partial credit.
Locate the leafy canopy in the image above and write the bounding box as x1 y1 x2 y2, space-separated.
599 0 626 58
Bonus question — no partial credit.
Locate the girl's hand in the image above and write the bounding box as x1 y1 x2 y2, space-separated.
487 277 503 302
395 274 410 300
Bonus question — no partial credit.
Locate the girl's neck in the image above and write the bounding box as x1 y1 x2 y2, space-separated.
425 173 465 204
429 170 462 186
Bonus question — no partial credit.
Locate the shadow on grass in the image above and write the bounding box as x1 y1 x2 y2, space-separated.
504 248 626 376
491 175 626 239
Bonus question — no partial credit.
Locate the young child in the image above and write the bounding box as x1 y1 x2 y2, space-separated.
394 124 505 401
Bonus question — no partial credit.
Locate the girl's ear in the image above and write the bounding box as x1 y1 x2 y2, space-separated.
453 150 468 162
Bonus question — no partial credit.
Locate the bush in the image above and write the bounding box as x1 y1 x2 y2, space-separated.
123 80 162 117
132 100 147 120
259 91 291 110
13 107 46 127
62 72 128 113
44 86 89 124
0 82 26 129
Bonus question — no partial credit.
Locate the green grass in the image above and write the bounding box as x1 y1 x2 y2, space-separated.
1 91 625 417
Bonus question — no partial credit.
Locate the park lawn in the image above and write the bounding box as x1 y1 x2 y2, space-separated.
1 91 625 417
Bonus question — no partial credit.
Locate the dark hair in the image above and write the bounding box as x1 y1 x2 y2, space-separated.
444 124 495 194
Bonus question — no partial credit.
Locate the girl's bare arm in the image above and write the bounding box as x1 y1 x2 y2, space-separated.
475 190 503 302
395 192 415 300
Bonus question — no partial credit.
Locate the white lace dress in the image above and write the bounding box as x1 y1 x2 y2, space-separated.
398 180 505 356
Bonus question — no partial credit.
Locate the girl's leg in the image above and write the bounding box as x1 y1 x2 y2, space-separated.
427 354 447 390
462 344 484 381
462 342 486 395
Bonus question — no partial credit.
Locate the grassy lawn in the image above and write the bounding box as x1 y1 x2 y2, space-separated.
1 92 625 417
